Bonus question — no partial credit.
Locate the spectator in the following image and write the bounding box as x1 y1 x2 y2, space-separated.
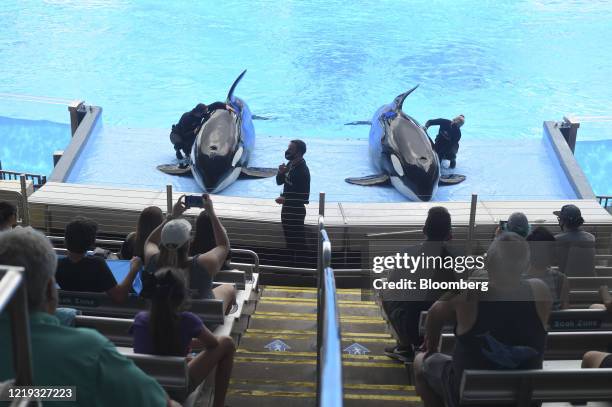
554 204 596 276
525 226 569 310
414 232 552 407
0 201 17 231
582 285 612 369
190 211 231 270
120 206 164 260
131 267 235 407
0 227 175 406
495 212 530 238
56 217 140 303
143 194 236 313
383 206 458 362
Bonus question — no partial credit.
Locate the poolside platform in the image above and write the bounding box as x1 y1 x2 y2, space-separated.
26 182 612 259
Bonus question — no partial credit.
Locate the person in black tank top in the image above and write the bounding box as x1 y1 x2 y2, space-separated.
413 232 552 407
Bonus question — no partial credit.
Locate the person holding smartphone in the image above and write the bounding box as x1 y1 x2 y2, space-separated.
142 194 236 314
275 140 311 266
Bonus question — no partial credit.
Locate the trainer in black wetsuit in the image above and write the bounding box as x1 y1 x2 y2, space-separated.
424 115 465 169
170 102 231 160
275 140 311 267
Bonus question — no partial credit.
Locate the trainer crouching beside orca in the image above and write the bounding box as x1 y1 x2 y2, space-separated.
345 85 465 201
158 70 276 193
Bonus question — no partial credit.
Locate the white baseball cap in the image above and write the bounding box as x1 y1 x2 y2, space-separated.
161 219 192 249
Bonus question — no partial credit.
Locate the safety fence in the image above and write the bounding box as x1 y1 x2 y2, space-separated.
0 164 46 190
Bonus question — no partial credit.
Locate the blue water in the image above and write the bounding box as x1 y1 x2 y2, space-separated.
1 1 611 198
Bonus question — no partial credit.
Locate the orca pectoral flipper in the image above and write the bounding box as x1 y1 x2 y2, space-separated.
345 174 390 186
344 120 372 126
240 167 278 178
157 163 192 175
439 174 466 186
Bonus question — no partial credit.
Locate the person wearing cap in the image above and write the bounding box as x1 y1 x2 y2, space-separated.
143 194 236 313
170 102 235 160
424 115 465 169
496 212 530 238
553 204 596 277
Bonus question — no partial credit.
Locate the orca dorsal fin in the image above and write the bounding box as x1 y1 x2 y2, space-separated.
226 69 247 103
393 84 419 112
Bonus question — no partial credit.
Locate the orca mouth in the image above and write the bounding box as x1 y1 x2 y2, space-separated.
193 154 233 191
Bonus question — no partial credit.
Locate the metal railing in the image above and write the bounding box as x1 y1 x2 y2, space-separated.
0 265 40 406
0 162 47 191
316 192 343 407
597 195 612 209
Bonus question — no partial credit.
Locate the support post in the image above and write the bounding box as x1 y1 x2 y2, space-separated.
68 100 85 136
166 184 173 214
53 151 64 167
560 115 580 153
466 194 477 255
19 175 30 227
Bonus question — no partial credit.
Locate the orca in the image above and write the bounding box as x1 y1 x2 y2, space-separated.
188 70 276 193
346 85 462 201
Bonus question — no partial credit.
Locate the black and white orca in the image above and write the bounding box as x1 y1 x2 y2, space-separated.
345 85 464 201
159 70 276 192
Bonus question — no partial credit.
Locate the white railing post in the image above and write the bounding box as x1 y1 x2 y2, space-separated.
19 174 30 227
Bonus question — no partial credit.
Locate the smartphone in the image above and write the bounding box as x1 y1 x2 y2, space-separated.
499 220 508 231
185 195 204 209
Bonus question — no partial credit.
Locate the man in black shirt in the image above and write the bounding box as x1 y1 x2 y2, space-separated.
56 217 140 303
170 102 234 160
425 115 465 169
276 140 311 266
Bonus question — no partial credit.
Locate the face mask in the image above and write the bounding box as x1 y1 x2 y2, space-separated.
285 150 294 160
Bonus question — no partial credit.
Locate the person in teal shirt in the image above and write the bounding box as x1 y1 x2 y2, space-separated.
0 227 176 407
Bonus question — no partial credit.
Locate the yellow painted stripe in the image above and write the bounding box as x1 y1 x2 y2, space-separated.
265 286 364 294
261 296 376 306
246 328 393 338
344 394 421 402
237 349 394 361
260 300 379 309
229 379 415 392
254 311 384 322
252 314 385 324
227 389 420 402
241 333 396 344
234 356 404 368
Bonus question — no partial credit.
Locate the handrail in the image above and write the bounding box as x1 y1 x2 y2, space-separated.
228 248 259 281
0 162 47 190
316 215 343 406
0 265 41 406
596 195 612 208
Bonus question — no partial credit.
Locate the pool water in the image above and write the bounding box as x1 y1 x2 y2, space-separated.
1 1 611 198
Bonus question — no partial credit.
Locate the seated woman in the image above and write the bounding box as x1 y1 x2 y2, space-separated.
120 206 164 260
56 217 140 303
131 268 235 407
582 285 612 370
524 226 569 310
143 194 236 314
190 211 232 270
413 232 552 407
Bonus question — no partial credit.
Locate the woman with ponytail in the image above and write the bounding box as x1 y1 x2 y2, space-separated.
142 194 236 313
131 268 235 407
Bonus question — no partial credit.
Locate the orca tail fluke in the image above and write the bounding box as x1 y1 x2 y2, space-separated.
344 120 372 126
252 114 272 121
393 84 420 111
345 174 390 186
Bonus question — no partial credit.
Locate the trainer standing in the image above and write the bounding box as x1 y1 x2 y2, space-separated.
275 140 311 266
